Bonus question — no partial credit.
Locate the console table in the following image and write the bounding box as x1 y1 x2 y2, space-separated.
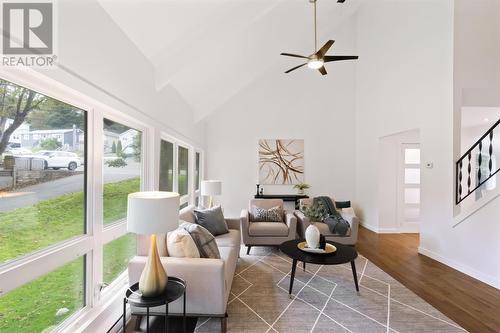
254 194 309 209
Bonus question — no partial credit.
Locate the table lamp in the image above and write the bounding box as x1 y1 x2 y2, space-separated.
127 191 179 297
201 180 222 208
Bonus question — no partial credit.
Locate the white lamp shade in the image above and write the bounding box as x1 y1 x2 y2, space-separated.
127 191 180 235
201 180 222 196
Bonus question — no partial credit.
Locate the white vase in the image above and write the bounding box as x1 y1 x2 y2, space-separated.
305 225 320 249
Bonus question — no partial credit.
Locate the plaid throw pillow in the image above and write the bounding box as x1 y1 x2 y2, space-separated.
251 205 283 222
180 222 221 259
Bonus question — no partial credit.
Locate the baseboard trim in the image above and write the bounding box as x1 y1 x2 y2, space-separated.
360 222 379 233
418 246 500 290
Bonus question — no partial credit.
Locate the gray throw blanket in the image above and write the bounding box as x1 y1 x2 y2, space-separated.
315 196 350 236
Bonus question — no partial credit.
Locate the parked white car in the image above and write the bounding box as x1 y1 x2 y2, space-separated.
36 151 82 171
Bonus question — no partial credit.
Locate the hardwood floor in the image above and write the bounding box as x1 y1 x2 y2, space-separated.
356 226 500 333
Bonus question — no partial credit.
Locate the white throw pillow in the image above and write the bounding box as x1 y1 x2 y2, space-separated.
166 228 200 258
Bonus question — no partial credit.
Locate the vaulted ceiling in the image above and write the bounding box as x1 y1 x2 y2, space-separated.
98 0 363 121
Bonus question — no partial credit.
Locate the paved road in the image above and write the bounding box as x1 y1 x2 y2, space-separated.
0 163 140 212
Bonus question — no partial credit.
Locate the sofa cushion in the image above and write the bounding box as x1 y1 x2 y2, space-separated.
179 205 196 224
194 206 229 236
215 229 241 248
249 222 289 237
181 222 220 259
250 205 283 222
166 228 200 258
312 221 351 237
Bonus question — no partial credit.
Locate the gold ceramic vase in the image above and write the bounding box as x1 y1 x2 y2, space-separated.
139 234 167 297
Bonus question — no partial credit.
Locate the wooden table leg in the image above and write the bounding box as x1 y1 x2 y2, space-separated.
351 260 360 292
303 261 306 272
289 259 298 296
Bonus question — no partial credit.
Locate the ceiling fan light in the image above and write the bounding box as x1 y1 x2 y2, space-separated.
307 59 324 69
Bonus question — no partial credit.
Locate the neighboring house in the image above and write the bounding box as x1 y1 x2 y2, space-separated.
119 129 139 154
2 119 30 146
103 130 120 153
22 127 84 151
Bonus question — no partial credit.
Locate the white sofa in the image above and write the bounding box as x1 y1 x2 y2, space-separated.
127 204 240 332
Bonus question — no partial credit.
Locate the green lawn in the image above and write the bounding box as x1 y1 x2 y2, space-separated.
0 177 140 332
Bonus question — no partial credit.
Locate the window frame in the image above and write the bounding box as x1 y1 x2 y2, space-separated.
0 67 204 333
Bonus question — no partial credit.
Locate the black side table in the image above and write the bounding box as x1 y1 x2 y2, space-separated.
123 277 186 333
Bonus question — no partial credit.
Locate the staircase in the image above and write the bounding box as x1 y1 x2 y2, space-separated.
456 118 500 205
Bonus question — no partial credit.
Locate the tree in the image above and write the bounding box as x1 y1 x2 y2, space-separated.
116 140 123 157
39 137 62 150
111 141 117 154
27 98 84 130
132 133 141 162
0 80 46 156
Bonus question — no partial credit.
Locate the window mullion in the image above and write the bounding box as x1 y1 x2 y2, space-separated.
91 109 104 305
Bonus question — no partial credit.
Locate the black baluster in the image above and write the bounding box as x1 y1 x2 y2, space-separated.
467 152 472 193
458 160 463 199
478 141 482 182
489 131 493 176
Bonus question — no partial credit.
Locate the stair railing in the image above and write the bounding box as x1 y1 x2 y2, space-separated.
456 118 500 204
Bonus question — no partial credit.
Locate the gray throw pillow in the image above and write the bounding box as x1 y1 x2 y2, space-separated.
180 222 221 259
251 205 283 222
193 206 229 236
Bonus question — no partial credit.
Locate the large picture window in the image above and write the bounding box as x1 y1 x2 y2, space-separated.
159 139 174 191
0 256 85 332
0 79 86 264
177 145 189 197
0 74 204 332
102 119 142 225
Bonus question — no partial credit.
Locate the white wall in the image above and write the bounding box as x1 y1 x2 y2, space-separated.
354 0 500 289
204 20 357 217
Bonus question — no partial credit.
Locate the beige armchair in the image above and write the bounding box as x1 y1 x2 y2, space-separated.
241 199 297 254
295 197 359 246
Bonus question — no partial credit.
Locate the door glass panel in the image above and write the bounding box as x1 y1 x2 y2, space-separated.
404 207 420 220
0 256 85 332
404 168 420 184
404 188 420 204
405 148 420 164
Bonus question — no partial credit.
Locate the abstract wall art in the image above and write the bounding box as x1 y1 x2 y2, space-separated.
258 139 304 184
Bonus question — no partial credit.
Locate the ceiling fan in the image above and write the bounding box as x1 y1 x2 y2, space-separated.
280 0 358 75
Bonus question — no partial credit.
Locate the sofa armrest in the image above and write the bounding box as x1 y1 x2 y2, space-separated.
128 256 226 315
340 212 359 242
225 217 241 230
285 212 297 238
294 210 311 238
240 209 251 243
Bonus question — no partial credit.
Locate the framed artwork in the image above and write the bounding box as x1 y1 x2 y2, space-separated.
258 139 304 184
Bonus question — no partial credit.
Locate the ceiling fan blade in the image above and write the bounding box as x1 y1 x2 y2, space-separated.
316 40 335 58
324 55 359 62
318 66 327 75
281 53 309 59
285 63 307 73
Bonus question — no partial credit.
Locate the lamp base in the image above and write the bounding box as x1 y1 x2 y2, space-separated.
139 234 167 297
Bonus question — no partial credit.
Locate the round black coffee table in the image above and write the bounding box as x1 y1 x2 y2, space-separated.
124 277 186 333
279 239 359 295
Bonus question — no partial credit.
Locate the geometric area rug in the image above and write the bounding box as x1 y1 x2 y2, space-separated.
194 246 468 333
